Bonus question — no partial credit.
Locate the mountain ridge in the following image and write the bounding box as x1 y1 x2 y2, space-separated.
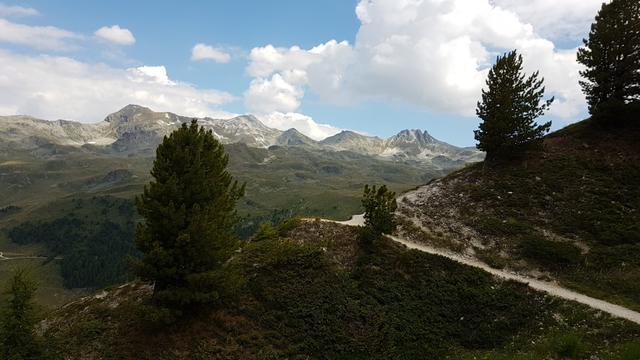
0 105 484 167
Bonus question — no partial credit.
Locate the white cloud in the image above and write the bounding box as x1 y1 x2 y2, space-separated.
491 0 602 40
247 44 317 78
0 3 39 17
244 71 308 114
191 43 231 63
132 65 173 85
245 0 591 120
244 40 353 113
258 112 343 141
95 25 135 46
0 18 80 50
0 49 236 122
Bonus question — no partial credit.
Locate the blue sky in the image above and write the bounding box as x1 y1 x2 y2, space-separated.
0 1 602 146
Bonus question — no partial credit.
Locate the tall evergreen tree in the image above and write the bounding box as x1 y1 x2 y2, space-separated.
361 184 397 242
0 269 43 360
133 120 244 310
475 50 553 161
577 0 640 117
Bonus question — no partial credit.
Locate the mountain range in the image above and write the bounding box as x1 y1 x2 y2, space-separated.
0 105 483 168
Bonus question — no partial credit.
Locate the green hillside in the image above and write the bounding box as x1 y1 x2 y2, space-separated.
41 221 640 359
397 120 640 311
0 143 441 306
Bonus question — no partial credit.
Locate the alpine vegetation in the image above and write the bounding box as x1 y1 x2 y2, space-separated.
474 50 554 162
132 120 245 317
577 0 640 122
361 184 397 246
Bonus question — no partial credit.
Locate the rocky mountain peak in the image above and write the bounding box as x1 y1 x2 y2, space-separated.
321 130 374 144
105 104 154 124
388 129 436 147
276 128 316 146
226 114 272 130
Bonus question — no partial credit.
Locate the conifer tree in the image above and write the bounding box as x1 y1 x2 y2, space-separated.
0 269 43 360
474 50 553 161
577 0 640 117
361 185 397 242
133 120 244 310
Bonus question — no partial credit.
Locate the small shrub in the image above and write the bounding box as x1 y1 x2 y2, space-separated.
134 304 179 328
520 236 583 269
358 226 378 250
550 332 585 359
475 217 532 236
276 217 301 236
586 244 640 270
608 341 640 360
361 184 397 239
477 251 509 269
597 223 640 246
251 222 280 242
250 218 301 243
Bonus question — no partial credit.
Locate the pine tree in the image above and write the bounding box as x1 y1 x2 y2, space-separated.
0 269 43 360
577 0 640 118
361 185 397 242
133 120 245 310
474 50 553 161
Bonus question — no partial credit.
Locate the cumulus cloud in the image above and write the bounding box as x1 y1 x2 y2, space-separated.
0 49 236 122
244 40 353 113
0 3 39 17
0 18 80 50
244 71 308 114
95 25 135 46
191 43 231 63
132 65 173 85
258 112 343 140
491 0 602 40
245 0 591 120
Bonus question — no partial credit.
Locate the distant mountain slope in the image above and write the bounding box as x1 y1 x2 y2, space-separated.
0 105 483 168
320 130 386 155
0 137 445 306
0 115 114 150
275 128 318 147
383 129 483 163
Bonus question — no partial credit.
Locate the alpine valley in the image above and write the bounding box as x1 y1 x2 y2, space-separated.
0 105 482 306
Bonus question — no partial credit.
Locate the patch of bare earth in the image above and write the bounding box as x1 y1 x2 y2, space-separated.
395 176 559 281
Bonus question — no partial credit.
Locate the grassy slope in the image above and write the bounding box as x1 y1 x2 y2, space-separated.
401 119 640 311
0 143 441 223
0 257 82 308
42 221 640 359
0 143 439 307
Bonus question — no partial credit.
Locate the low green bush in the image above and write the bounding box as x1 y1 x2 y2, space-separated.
275 217 301 236
250 222 280 242
519 236 583 269
475 217 533 236
549 333 585 359
236 237 547 358
607 341 640 360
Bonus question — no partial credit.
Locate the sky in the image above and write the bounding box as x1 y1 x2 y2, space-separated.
0 0 605 146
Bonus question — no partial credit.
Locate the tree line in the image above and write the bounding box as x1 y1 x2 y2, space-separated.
7 198 136 289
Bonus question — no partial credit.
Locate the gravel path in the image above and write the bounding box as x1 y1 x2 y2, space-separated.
0 251 49 261
325 214 640 325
